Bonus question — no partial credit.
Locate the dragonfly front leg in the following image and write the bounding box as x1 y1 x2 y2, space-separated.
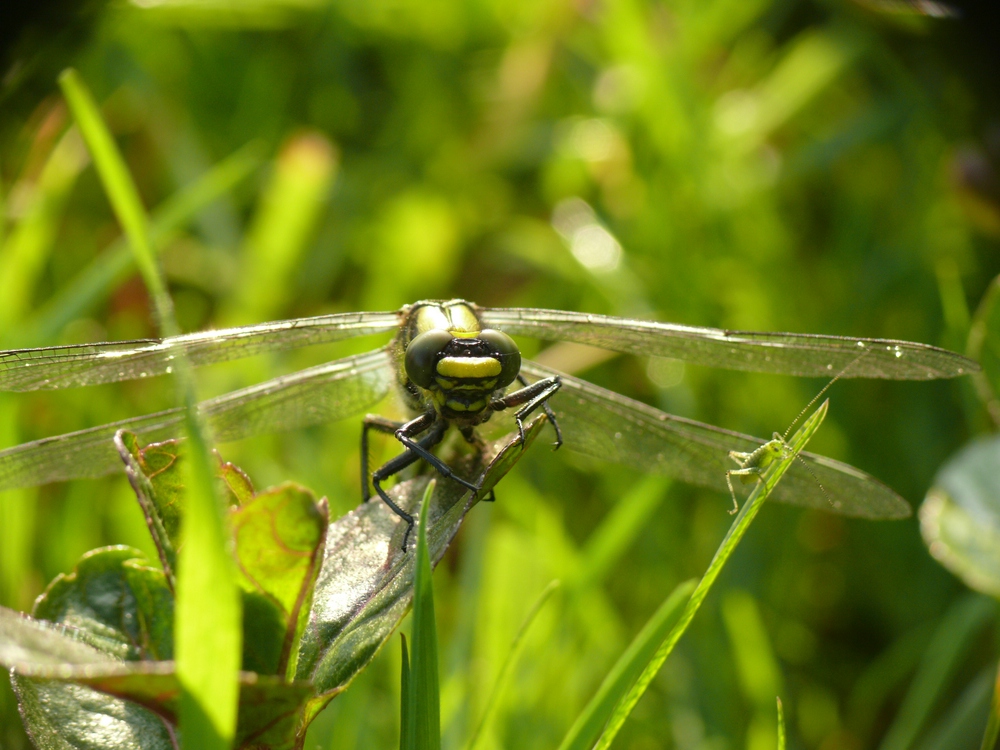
490 375 562 447
372 414 447 549
516 374 563 448
361 414 406 502
390 413 480 498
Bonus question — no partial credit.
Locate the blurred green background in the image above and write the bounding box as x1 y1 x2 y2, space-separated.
2 0 1000 748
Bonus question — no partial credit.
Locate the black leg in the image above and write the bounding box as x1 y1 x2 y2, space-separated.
361 415 406 502
392 415 480 497
372 416 448 549
490 375 562 446
516 373 562 448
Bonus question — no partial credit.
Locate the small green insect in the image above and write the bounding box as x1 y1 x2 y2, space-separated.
725 347 871 514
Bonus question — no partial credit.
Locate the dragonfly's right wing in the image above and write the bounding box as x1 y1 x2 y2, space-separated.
520 361 911 520
484 307 977 380
0 310 401 391
0 348 395 491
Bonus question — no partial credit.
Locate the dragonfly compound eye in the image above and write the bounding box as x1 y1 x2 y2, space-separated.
478 329 521 388
405 328 455 388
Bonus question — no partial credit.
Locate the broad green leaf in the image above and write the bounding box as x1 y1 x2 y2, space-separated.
297 415 548 721
8 548 176 750
13 663 314 750
584 400 828 750
12 676 177 750
0 605 113 668
116 432 261 583
7 545 314 749
231 483 328 678
407 483 441 750
921 435 1000 596
221 461 256 506
116 432 184 578
33 546 173 662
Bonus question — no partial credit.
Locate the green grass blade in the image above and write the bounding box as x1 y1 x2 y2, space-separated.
400 634 412 750
409 481 441 750
58 68 240 750
557 578 696 750
226 133 336 322
878 593 994 750
588 399 829 750
58 69 172 324
574 476 670 589
981 662 1000 750
0 127 88 330
722 590 782 709
20 141 262 345
466 580 560 750
777 697 786 750
0 124 87 612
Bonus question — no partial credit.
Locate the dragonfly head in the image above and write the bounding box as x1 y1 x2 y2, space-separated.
404 327 521 419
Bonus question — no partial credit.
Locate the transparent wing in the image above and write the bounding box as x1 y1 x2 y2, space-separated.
0 310 401 391
520 361 911 519
0 349 395 491
482 307 976 380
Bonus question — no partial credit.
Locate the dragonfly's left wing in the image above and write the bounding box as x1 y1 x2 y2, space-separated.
520 361 911 519
0 310 401 391
0 348 395 491
483 307 976 380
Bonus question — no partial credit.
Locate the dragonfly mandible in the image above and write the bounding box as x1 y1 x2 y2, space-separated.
0 299 978 540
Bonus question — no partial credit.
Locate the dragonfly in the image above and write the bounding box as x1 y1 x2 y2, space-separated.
0 298 978 544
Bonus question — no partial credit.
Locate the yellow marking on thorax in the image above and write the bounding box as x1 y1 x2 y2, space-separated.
436 356 501 378
414 305 452 335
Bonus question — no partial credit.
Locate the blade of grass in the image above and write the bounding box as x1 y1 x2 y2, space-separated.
980 661 1000 750
878 593 994 750
466 580 560 750
556 578 696 750
59 68 240 750
0 126 88 330
574 476 669 590
225 132 335 323
0 125 87 611
408 481 442 750
400 634 411 750
18 141 262 345
580 399 829 750
777 697 786 750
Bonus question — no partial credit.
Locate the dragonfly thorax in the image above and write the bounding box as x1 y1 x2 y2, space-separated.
399 300 521 422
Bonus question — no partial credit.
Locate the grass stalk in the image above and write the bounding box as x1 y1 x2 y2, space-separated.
58 68 241 750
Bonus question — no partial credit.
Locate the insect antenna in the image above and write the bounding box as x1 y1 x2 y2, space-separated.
790 446 834 509
773 346 873 510
780 347 873 442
